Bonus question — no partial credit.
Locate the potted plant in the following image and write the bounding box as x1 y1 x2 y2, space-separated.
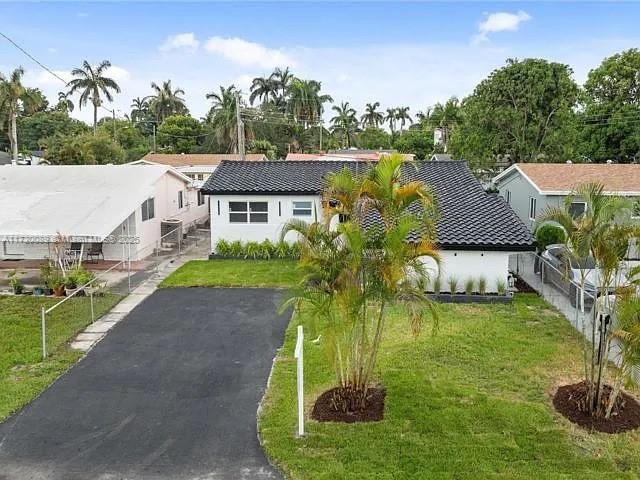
8 270 24 295
65 265 94 296
50 269 66 297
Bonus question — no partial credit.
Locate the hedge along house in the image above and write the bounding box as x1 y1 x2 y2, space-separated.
0 164 208 262
202 160 534 292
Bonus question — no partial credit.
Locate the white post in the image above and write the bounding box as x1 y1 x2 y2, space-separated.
41 306 47 359
294 325 304 437
90 290 95 323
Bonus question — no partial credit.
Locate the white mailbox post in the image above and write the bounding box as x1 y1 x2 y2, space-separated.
294 325 304 437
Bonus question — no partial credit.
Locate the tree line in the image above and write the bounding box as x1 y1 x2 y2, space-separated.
1 48 639 165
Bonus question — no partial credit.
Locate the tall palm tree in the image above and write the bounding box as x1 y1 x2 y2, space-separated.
0 67 45 162
249 75 278 106
271 67 293 107
330 101 358 148
206 85 252 153
286 78 333 128
360 101 384 129
385 107 397 136
395 106 413 132
130 96 150 123
147 80 188 123
56 91 74 113
67 60 121 134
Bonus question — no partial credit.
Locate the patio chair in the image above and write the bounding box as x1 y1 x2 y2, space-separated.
87 243 104 263
63 242 83 269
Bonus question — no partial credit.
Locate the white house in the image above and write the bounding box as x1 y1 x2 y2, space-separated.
0 164 208 261
202 160 534 292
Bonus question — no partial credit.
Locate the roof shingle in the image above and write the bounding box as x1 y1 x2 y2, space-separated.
203 160 533 250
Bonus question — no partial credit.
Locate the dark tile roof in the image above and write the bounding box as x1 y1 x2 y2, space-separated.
202 160 534 250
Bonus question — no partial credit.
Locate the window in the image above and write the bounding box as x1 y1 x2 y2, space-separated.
197 190 205 206
197 173 204 181
529 197 537 220
228 201 268 223
293 200 312 216
178 191 184 209
569 201 586 218
229 201 248 223
505 190 511 204
141 198 155 221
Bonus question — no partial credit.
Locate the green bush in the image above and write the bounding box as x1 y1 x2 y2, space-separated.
229 240 243 257
447 276 458 294
259 239 275 259
464 278 475 295
274 240 290 259
433 276 441 294
535 224 566 251
65 265 95 289
215 239 231 256
478 276 487 295
496 278 507 295
244 241 261 259
214 238 301 259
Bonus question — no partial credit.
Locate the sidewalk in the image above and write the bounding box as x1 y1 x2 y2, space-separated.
70 232 210 352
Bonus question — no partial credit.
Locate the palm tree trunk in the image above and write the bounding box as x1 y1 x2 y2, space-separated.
93 104 98 135
10 111 18 164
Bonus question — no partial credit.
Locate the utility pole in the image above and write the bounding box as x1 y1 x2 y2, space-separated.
319 121 323 152
235 92 245 161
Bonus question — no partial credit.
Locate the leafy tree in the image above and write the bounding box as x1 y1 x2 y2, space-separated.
148 80 188 123
449 58 579 168
18 110 89 150
43 132 125 164
580 49 640 162
249 139 277 159
393 129 433 160
67 60 121 134
156 114 203 153
0 67 47 160
356 127 391 150
330 101 358 148
418 97 461 152
361 101 384 128
282 154 439 412
96 117 149 160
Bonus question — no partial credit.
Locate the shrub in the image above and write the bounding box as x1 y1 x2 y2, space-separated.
229 240 243 257
464 278 474 295
447 276 458 294
289 241 301 259
259 239 275 259
433 276 441 294
65 265 94 289
274 240 290 259
244 241 261 259
478 276 487 295
496 278 507 295
535 224 566 252
215 239 231 256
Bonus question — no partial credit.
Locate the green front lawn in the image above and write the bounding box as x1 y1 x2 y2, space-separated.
259 294 640 479
0 294 122 422
160 259 300 288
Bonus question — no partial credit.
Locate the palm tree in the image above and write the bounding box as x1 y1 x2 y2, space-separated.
206 85 251 153
271 67 293 106
249 75 278 106
67 60 121 134
286 78 333 128
360 101 383 128
330 101 358 148
0 67 45 162
147 80 188 123
395 106 413 132
56 91 74 113
130 97 150 123
282 154 439 411
537 183 639 418
422 97 461 151
385 107 397 136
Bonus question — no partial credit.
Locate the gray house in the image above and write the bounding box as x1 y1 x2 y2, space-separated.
493 163 640 231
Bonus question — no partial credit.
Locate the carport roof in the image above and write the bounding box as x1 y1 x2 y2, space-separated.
203 160 534 250
0 165 186 242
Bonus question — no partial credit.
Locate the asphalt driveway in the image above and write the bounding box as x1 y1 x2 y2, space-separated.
0 288 291 480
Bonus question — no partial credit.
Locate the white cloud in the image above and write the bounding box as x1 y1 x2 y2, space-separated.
105 65 130 82
159 33 200 52
475 11 531 43
234 74 253 91
36 70 72 86
204 36 294 69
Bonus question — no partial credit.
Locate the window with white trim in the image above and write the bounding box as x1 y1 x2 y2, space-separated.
292 200 312 216
141 198 155 221
529 197 537 220
569 201 586 218
229 201 268 223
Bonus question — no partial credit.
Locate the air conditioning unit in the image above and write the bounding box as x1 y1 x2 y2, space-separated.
161 219 182 247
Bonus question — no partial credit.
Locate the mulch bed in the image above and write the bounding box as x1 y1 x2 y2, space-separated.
553 381 640 433
311 386 386 423
514 275 537 293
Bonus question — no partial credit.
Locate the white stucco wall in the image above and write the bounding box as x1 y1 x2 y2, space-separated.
210 194 322 246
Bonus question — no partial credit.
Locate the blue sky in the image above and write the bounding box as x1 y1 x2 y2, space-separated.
1 2 639 124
